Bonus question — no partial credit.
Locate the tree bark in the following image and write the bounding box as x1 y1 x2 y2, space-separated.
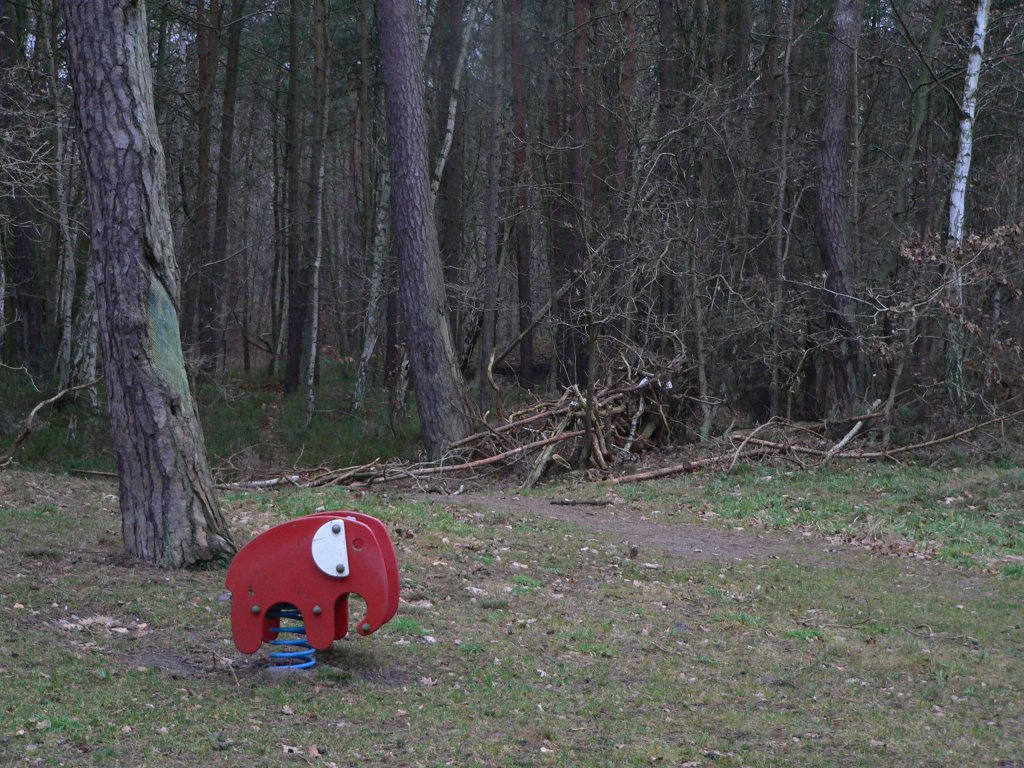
608 0 634 338
886 1 947 267
559 0 590 387
303 0 328 427
509 0 533 385
377 0 471 456
283 0 305 393
189 0 220 359
61 0 235 568
45 3 77 390
945 0 990 409
352 170 390 417
203 0 246 373
815 0 866 417
479 0 503 411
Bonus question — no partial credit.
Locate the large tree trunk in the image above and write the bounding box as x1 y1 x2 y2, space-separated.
69 250 99 412
61 0 235 568
377 0 471 457
815 0 865 417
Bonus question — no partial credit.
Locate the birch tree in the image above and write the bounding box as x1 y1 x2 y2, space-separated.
946 0 991 408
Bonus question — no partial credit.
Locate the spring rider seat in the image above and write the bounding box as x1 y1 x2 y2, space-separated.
225 511 400 669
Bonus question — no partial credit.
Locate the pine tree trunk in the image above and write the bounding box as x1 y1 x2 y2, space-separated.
608 0 634 340
509 0 533 386
69 250 99 412
377 0 471 456
61 0 235 568
204 0 246 373
479 1 503 412
190 0 220 361
815 0 865 417
283 0 306 393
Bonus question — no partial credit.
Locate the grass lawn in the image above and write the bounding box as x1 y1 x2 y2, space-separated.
1 467 1022 767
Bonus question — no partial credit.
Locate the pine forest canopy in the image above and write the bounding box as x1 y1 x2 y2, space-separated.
2 0 1024 561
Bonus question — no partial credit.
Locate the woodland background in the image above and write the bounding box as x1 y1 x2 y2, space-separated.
2 0 1024 462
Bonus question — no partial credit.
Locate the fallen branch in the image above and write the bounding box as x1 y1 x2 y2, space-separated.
824 399 881 462
731 407 1024 462
727 418 780 472
609 448 774 484
217 475 301 490
409 429 586 479
68 468 117 480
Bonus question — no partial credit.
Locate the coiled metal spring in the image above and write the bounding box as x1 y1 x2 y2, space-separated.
266 606 316 670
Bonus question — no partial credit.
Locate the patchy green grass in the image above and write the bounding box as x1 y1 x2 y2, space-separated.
1 470 1022 767
615 462 1024 567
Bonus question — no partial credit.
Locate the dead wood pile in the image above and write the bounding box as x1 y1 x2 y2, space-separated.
217 387 1024 492
221 375 684 490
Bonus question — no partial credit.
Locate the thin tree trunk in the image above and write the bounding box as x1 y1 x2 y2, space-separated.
479 0 503 412
885 0 947 272
561 0 590 387
46 4 76 390
946 0 990 409
303 0 329 428
0 244 6 363
769 0 795 417
61 0 235 567
204 0 246 373
283 0 305 393
190 0 221 358
268 76 285 375
0 3 44 370
608 0 634 338
429 1 477 198
509 0 533 385
815 0 866 417
352 171 390 417
377 0 472 456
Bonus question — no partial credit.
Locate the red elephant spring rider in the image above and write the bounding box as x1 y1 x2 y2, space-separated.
225 511 400 669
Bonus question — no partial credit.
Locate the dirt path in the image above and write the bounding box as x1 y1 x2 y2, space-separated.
414 491 816 564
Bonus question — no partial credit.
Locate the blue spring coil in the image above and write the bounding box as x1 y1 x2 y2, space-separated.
266 607 316 670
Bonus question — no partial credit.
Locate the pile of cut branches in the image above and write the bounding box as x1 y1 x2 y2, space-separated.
216 388 1024 492
220 375 685 491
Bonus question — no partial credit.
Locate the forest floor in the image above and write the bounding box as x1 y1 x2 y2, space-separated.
1 464 1022 767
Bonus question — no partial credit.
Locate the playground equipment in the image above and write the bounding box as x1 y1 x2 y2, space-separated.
226 511 400 669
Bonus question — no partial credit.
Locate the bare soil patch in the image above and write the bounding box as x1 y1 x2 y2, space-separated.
417 490 808 563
